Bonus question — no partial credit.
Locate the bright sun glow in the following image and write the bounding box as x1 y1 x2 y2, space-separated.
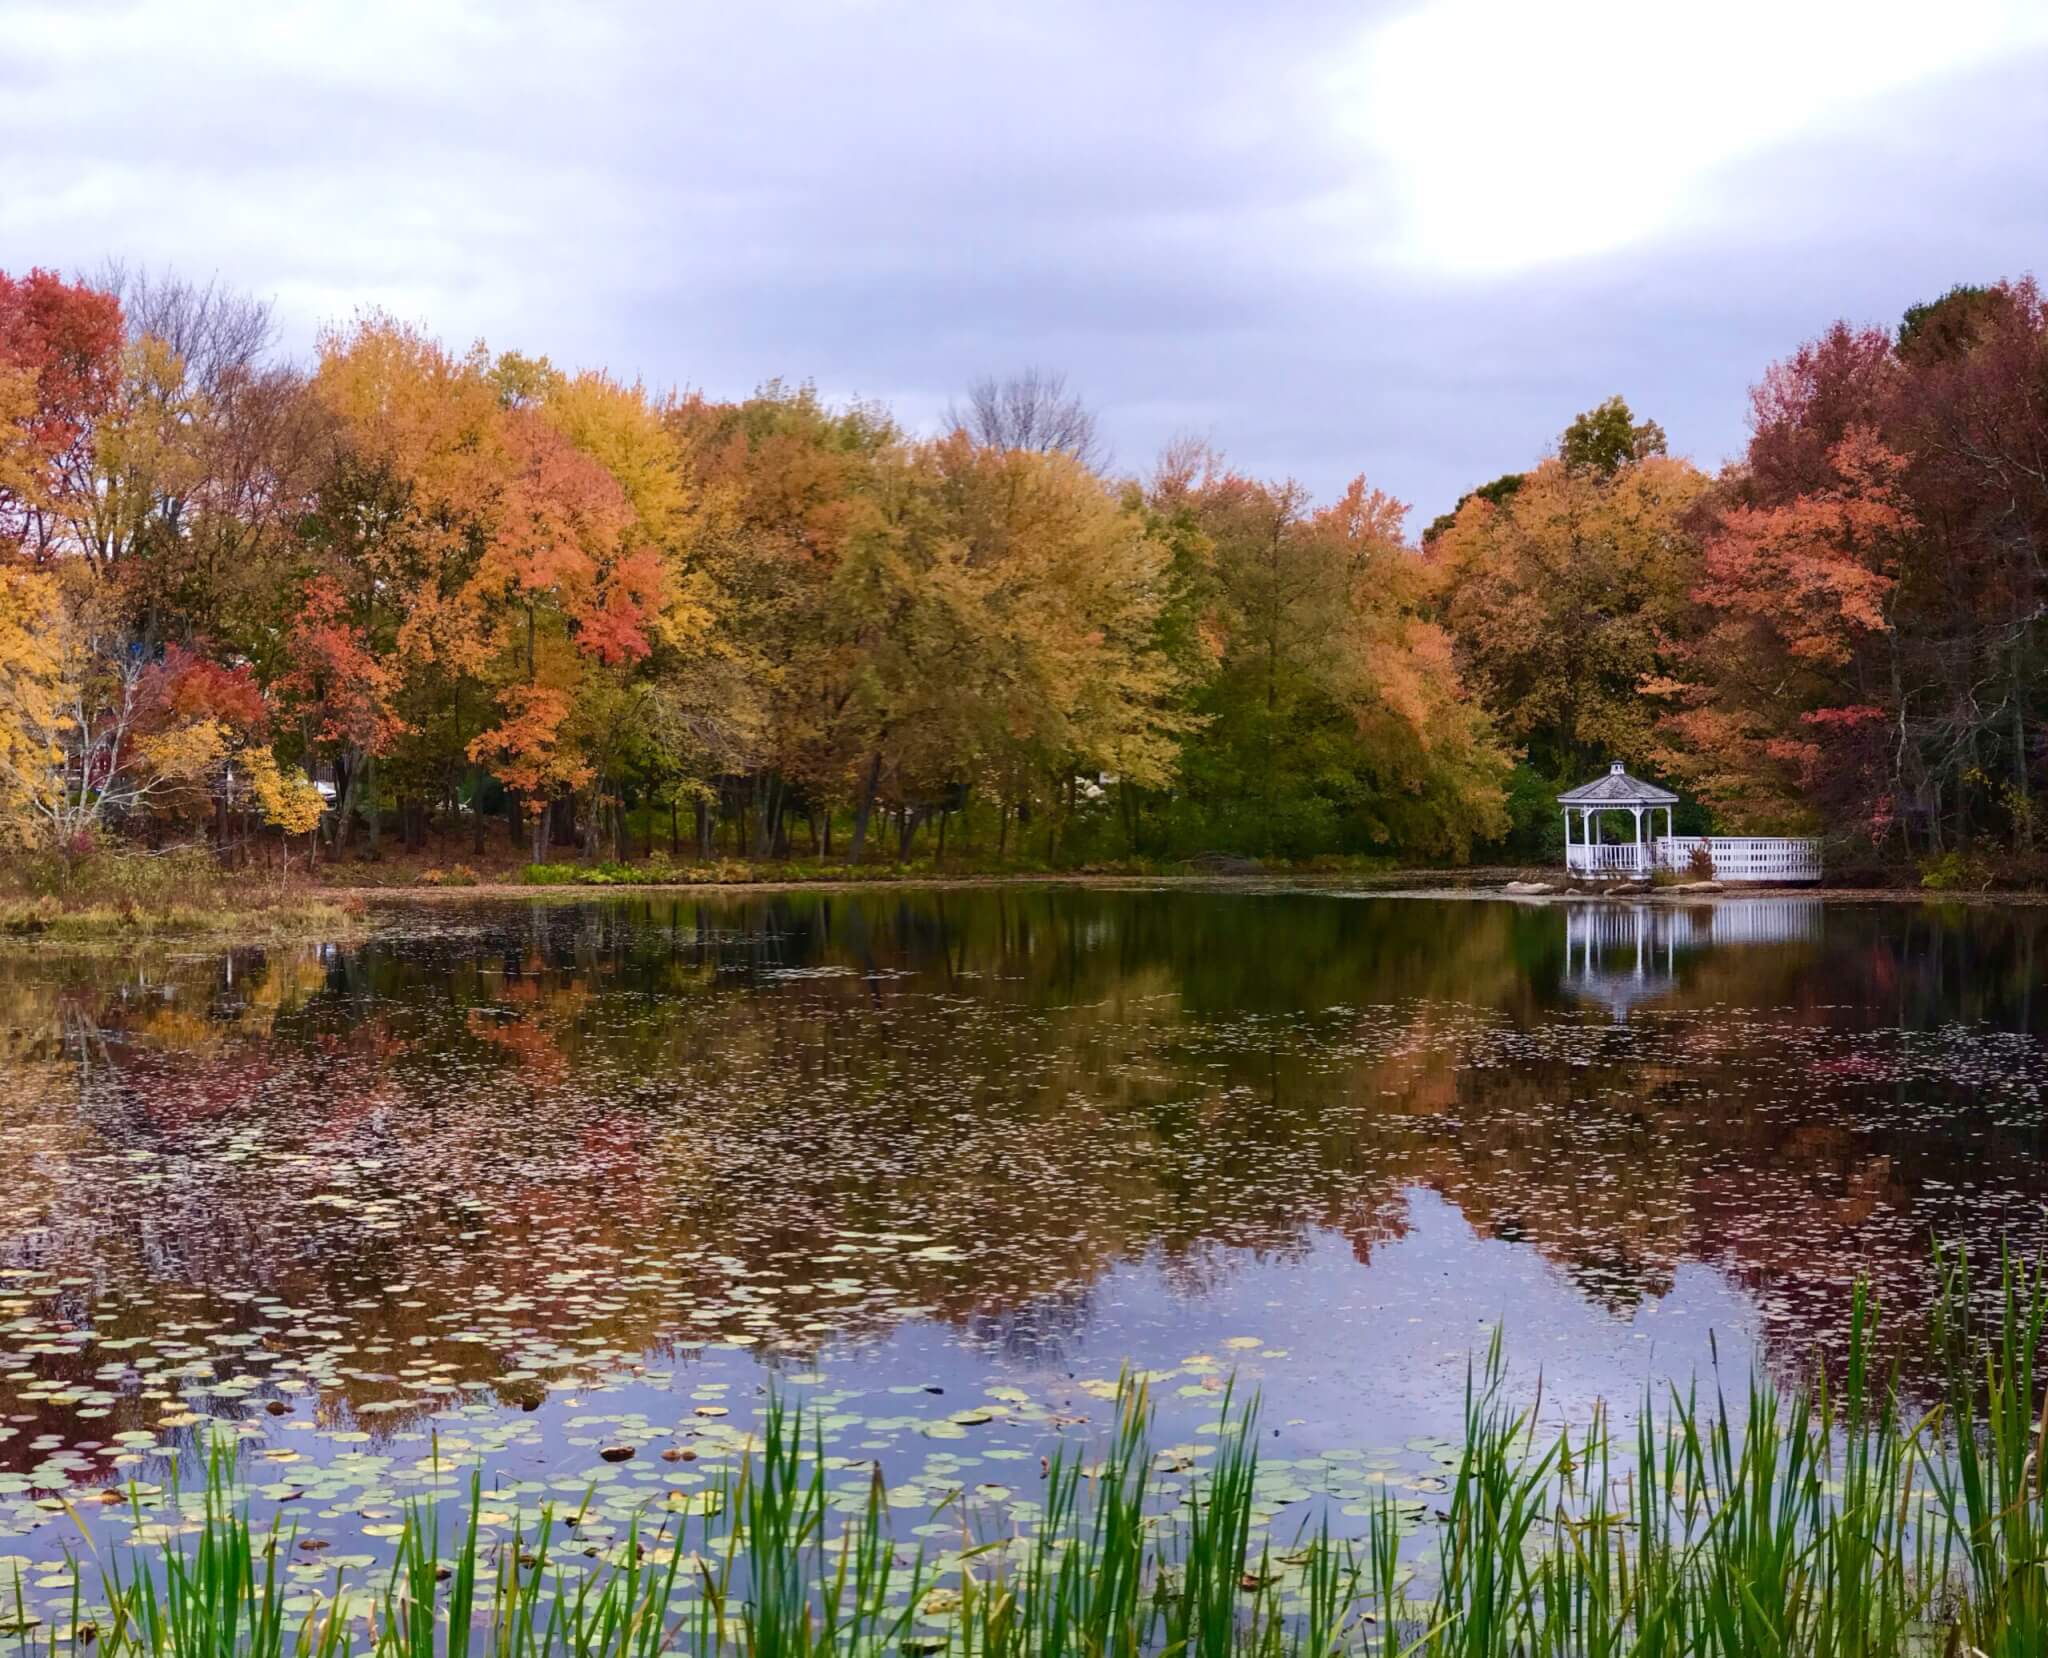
1347 0 2048 274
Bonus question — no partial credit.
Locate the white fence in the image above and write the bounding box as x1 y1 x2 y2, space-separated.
1565 836 1822 883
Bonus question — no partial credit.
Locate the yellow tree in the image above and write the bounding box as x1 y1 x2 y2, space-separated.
1305 479 1509 855
668 385 895 855
0 563 67 844
1429 451 1709 777
936 437 1184 852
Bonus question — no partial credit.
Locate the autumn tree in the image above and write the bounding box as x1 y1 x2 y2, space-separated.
0 564 67 843
0 268 334 853
0 267 125 562
1655 428 1911 832
1429 401 1707 783
898 436 1183 859
669 383 895 856
1667 283 2048 855
466 406 664 860
92 269 325 654
1155 453 1508 858
298 315 505 851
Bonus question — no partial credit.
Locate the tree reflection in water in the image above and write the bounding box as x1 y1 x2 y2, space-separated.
1 888 2044 1484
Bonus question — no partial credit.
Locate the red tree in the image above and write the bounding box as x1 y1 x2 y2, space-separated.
0 268 124 559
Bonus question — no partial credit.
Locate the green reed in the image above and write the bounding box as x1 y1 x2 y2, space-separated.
17 1250 2048 1658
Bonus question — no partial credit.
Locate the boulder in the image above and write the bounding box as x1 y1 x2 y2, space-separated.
1501 880 1554 895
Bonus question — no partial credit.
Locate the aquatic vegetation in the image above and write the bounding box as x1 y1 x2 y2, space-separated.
7 1253 2048 1657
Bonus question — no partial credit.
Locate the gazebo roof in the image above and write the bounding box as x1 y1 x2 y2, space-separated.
1557 761 1679 806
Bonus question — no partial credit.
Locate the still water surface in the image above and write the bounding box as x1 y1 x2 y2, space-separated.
2 886 2046 1602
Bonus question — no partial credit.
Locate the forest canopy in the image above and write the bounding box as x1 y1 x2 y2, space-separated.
2 263 2045 876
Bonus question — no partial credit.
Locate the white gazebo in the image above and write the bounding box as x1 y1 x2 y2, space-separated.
1558 762 1823 883
1559 762 1677 878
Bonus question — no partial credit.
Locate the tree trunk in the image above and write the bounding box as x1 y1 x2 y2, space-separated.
848 751 883 863
2014 684 2033 852
669 799 679 855
330 752 362 858
750 771 773 859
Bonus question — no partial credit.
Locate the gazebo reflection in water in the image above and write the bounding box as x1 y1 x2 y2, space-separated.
1560 898 1823 1022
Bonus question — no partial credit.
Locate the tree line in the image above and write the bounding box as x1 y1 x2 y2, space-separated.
0 265 2042 873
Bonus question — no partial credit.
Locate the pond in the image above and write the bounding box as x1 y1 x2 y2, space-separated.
2 885 2046 1614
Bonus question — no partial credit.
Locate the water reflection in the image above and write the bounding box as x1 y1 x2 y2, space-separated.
1560 898 1824 1021
1 889 2045 1504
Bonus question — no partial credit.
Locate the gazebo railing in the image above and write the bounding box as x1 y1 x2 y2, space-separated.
1657 836 1823 883
1565 842 1652 876
1565 836 1823 883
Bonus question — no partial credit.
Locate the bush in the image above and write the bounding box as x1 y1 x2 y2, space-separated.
1920 849 1994 891
522 861 644 886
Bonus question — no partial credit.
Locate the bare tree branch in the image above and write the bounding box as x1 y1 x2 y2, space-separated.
946 368 1105 470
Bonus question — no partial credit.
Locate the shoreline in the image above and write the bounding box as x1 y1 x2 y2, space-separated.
340 870 2048 907
7 870 2035 947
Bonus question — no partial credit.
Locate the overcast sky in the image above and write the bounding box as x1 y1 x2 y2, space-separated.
5 0 2046 522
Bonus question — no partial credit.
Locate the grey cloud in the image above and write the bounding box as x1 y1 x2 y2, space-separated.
2 0 2043 523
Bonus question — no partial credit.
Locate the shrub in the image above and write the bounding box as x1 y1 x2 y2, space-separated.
522 861 643 886
1920 849 1993 891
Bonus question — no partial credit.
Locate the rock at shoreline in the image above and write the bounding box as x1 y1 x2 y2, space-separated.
1502 880 1554 895
1181 852 1264 875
